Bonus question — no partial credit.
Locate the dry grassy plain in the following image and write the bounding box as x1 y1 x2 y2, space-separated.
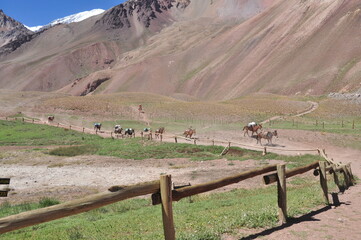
28 92 312 129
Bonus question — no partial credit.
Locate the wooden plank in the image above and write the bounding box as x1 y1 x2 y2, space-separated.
160 175 175 240
319 149 338 166
172 165 277 202
0 180 160 234
277 164 287 224
319 161 329 204
263 161 319 185
0 178 10 185
220 146 229 156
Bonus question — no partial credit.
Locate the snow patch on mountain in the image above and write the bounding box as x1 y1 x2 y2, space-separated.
26 9 105 32
25 25 43 32
50 9 105 25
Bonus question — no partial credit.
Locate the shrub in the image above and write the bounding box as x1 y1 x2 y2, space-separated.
48 145 98 157
39 197 60 208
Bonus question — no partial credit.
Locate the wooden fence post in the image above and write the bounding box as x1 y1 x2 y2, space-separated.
342 165 351 188
174 136 177 143
32 119 34 123
346 163 355 182
160 134 163 142
262 147 267 156
69 125 72 130
212 140 214 146
319 161 329 205
352 120 355 129
141 132 144 140
194 139 196 145
277 164 287 224
57 123 59 127
160 175 175 240
83 127 85 133
332 165 342 192
322 122 325 129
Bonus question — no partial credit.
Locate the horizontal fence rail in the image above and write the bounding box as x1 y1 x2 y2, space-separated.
152 164 278 205
0 181 160 234
263 161 320 185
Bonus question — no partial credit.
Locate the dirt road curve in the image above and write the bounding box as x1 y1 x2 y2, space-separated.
261 101 319 124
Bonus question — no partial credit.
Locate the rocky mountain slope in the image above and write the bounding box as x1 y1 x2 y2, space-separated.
1 0 361 100
0 10 33 51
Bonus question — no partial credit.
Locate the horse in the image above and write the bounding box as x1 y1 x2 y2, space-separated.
94 123 102 131
256 130 278 145
114 125 123 134
47 116 54 122
183 128 196 138
124 128 135 137
155 127 165 139
243 124 262 136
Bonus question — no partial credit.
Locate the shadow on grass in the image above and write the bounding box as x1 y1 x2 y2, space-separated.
240 201 351 240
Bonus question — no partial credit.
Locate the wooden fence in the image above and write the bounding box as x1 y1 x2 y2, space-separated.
0 156 355 239
266 118 359 130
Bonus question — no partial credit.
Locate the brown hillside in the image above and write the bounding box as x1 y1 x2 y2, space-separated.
1 0 361 100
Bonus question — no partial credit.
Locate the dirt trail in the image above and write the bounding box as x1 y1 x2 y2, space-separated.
130 106 151 126
261 101 318 124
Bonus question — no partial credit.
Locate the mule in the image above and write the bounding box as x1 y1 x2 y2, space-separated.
155 127 165 139
183 128 196 138
243 124 262 136
94 123 102 131
124 128 135 137
143 128 151 133
256 130 278 145
114 125 123 134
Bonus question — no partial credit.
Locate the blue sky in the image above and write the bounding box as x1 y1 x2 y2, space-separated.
0 0 125 27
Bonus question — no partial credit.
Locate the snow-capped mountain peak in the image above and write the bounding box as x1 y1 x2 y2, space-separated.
26 9 105 32
50 9 105 25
